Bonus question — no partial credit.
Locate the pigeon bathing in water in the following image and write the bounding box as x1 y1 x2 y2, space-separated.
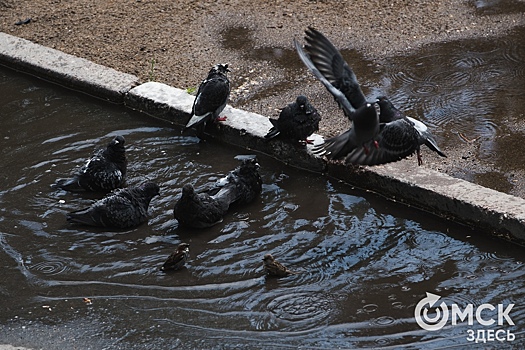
295 27 445 166
174 156 262 229
66 182 160 229
262 254 296 277
55 135 127 192
160 243 190 272
184 64 231 136
173 184 229 229
210 155 262 207
264 95 321 144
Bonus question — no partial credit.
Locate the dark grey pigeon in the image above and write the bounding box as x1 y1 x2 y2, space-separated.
210 155 262 207
173 184 229 229
313 103 380 160
300 27 367 115
343 115 422 165
294 29 379 152
377 96 447 165
184 64 231 136
55 135 127 192
160 242 190 272
313 102 426 166
66 182 160 229
264 95 321 144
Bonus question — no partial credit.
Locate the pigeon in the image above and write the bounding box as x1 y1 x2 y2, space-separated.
210 155 262 207
262 254 296 277
184 64 231 135
294 28 380 152
377 96 447 165
315 103 380 160
66 182 160 229
55 135 127 192
173 183 229 229
299 27 367 116
296 27 446 166
160 243 190 272
264 95 321 144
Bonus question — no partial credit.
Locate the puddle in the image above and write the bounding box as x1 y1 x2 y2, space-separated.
220 24 525 197
1 67 525 348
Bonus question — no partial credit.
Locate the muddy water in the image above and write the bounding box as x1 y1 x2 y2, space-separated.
1 67 525 349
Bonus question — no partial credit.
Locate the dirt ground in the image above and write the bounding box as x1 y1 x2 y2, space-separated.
1 0 525 195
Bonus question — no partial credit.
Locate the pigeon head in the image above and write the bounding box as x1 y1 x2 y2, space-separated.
111 135 125 146
295 95 309 110
139 182 160 198
104 135 127 171
210 63 230 75
376 96 401 123
181 183 196 197
239 157 260 173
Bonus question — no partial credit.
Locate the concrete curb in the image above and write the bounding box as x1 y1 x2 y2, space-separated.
1 32 524 244
0 33 139 103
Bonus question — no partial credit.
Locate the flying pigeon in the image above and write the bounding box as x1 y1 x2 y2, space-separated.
210 155 263 207
262 254 296 277
173 183 229 229
160 242 190 272
294 28 380 152
264 95 321 144
184 64 231 136
297 27 445 166
66 182 160 229
377 96 447 165
55 135 127 192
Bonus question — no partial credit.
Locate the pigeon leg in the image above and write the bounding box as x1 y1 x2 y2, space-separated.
362 144 370 155
373 140 379 149
216 116 227 122
417 149 423 166
305 138 315 144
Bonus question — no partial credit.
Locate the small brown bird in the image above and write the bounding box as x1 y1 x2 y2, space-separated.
160 243 190 272
262 254 296 277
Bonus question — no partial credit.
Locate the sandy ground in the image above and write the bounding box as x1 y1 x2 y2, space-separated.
1 0 525 194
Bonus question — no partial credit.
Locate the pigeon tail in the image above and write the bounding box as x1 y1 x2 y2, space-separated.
264 119 281 139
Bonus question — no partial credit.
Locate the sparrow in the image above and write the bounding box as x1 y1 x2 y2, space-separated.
160 243 190 271
264 95 322 144
66 182 160 229
184 64 231 136
55 135 127 192
263 254 296 277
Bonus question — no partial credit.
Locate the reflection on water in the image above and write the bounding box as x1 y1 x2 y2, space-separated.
1 68 525 348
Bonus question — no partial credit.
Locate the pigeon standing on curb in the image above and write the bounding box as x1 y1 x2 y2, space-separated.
184 64 231 136
66 182 160 229
264 95 321 144
160 243 190 272
377 96 447 165
173 184 229 229
55 135 127 192
263 254 296 277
